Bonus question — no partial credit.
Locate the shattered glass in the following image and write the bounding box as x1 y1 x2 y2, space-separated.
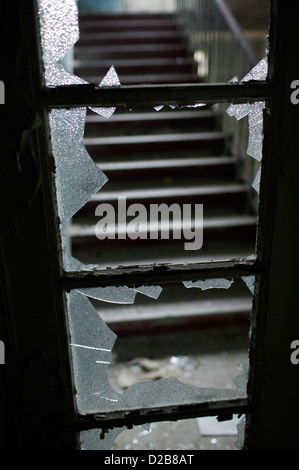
227 57 268 194
67 279 250 418
90 65 121 119
183 279 234 290
84 415 245 450
38 0 87 86
48 108 108 224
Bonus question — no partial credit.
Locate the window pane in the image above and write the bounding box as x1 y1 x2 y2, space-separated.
48 101 264 271
75 0 270 85
67 278 251 415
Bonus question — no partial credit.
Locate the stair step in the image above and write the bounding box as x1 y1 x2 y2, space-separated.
81 72 200 85
79 18 180 33
75 57 196 77
90 183 249 203
70 214 257 258
84 131 229 157
70 214 256 239
71 235 256 269
77 30 188 46
78 13 176 21
100 293 252 335
74 43 190 60
97 156 237 180
76 185 249 217
84 110 219 136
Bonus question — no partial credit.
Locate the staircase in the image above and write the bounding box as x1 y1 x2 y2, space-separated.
70 12 256 334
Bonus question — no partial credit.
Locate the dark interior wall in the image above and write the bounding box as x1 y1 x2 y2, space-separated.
0 1 77 449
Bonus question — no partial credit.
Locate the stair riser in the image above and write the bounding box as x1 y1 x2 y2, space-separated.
86 139 227 158
79 22 179 33
71 224 256 250
77 34 187 46
100 164 237 181
81 74 200 84
75 46 190 60
104 313 250 337
75 62 196 76
79 14 176 21
75 192 248 218
84 117 218 136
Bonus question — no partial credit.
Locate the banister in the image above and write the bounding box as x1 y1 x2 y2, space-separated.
214 0 259 67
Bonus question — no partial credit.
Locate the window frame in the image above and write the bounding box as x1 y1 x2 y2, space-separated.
23 0 299 449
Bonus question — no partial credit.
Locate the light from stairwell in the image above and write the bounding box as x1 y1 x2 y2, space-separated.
94 196 203 251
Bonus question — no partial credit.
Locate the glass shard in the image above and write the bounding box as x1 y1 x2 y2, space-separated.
240 57 268 83
241 275 256 295
49 108 108 224
183 279 234 290
75 285 162 304
76 286 137 304
252 167 262 194
38 0 87 86
246 102 265 163
133 285 163 300
80 428 126 451
89 66 122 119
227 95 265 194
67 291 120 412
235 416 247 450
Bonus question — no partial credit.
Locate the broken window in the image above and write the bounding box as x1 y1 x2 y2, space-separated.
36 0 272 451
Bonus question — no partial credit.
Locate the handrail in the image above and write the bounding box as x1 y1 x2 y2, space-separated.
214 0 258 67
176 0 259 83
175 0 264 210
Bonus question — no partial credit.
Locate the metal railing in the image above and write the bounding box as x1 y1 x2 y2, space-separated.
176 0 261 203
176 0 258 83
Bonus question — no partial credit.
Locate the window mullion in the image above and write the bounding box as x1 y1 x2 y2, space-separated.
39 82 274 109
76 397 250 433
60 259 260 290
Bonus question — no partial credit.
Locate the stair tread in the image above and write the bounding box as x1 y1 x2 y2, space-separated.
76 57 196 68
97 156 237 172
70 214 257 238
91 183 249 201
